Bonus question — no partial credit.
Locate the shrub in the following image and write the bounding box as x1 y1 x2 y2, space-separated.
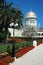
15 43 20 50
6 45 10 52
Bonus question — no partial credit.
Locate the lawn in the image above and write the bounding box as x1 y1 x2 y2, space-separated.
0 44 12 53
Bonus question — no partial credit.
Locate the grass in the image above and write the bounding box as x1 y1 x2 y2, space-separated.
0 44 12 53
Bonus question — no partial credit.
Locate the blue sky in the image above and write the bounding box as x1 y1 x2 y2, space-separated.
6 0 43 27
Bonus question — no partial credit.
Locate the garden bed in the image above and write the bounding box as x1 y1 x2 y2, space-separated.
16 46 34 58
0 52 14 65
0 41 42 65
16 41 42 58
37 41 42 46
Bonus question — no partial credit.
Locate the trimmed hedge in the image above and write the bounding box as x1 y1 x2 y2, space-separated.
0 41 32 53
15 41 33 50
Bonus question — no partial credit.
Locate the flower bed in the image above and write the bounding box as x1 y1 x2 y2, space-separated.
0 56 14 65
16 46 34 58
0 41 42 65
0 52 14 65
37 41 42 46
16 41 42 58
0 60 7 65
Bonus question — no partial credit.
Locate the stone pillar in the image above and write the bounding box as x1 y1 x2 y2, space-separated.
33 40 37 47
14 57 16 61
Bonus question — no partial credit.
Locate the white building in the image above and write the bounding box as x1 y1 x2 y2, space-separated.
22 10 39 37
26 11 37 26
8 28 23 37
8 10 43 38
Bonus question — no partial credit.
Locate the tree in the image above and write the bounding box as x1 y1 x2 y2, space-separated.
13 7 23 29
0 0 23 41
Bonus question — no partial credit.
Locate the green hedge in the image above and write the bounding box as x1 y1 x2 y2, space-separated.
0 41 32 53
0 44 12 53
15 41 32 50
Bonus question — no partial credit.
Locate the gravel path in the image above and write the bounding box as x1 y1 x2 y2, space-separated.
10 44 43 65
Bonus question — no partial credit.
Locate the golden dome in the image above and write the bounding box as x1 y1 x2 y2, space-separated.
26 11 37 18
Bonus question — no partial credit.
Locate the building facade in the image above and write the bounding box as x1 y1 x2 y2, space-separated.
8 10 43 38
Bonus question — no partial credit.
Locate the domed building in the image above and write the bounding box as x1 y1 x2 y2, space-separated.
26 11 37 26
8 10 43 37
26 11 37 18
22 10 39 37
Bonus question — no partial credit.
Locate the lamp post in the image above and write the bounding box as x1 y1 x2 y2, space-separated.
10 22 18 60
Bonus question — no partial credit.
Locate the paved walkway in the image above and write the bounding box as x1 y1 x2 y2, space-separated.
10 44 43 65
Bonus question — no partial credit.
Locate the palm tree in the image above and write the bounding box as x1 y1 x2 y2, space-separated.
0 0 23 41
10 6 23 29
0 1 12 40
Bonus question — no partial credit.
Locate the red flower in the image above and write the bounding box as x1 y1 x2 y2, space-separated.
3 58 7 62
7 56 10 59
2 62 7 65
9 59 12 63
0 60 7 65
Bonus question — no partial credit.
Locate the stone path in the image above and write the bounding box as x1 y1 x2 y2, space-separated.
10 44 43 65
